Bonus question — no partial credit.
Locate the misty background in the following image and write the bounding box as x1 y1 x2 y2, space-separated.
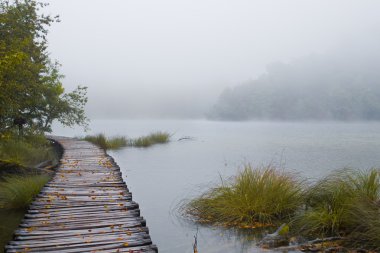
43 0 380 120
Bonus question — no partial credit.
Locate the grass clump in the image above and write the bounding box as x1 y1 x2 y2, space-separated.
83 132 170 150
83 134 127 150
0 174 50 209
0 135 58 168
293 168 380 240
185 165 304 227
184 165 380 250
347 199 380 250
130 131 170 147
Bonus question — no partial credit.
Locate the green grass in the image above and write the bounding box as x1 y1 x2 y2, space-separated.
184 165 304 227
0 174 50 209
83 132 170 149
0 135 58 168
184 166 380 250
293 168 380 238
347 199 380 250
83 134 128 150
130 132 170 147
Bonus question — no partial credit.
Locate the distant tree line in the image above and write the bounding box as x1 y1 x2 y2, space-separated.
209 50 380 121
0 0 88 136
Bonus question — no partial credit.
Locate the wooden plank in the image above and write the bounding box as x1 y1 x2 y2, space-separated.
6 137 157 253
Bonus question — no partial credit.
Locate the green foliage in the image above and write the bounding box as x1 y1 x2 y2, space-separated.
0 135 57 167
0 174 49 209
293 168 380 238
185 165 304 227
83 134 127 150
130 132 170 147
0 0 88 134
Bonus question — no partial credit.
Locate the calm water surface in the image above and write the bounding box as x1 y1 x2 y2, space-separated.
52 120 380 253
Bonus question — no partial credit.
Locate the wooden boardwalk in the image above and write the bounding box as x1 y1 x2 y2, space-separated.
6 137 158 253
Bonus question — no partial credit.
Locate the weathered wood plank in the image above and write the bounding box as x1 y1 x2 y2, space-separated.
6 137 157 253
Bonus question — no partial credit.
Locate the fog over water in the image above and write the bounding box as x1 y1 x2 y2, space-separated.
44 0 380 119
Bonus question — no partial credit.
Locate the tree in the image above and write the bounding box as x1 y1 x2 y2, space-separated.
0 0 88 135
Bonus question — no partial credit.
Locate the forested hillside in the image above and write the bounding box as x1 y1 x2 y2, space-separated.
209 41 380 121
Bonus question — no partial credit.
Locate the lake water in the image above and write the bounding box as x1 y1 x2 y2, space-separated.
52 120 380 253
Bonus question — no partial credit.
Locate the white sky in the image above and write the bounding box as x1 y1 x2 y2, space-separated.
43 0 380 118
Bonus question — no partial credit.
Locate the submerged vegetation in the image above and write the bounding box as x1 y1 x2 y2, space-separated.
183 166 380 250
83 131 170 150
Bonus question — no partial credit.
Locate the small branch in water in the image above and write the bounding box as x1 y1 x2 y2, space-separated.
193 228 199 253
178 136 195 141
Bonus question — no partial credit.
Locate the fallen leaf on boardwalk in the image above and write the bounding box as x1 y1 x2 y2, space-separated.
126 231 132 236
116 237 123 241
123 243 129 247
26 227 35 232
